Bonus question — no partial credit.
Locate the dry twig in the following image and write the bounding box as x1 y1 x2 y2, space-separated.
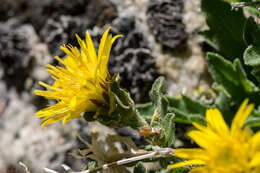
19 162 31 173
44 146 175 173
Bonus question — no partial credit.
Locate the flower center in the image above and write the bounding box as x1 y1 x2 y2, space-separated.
212 144 248 173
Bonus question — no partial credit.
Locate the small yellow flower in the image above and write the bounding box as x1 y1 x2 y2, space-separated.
168 99 260 173
34 27 122 129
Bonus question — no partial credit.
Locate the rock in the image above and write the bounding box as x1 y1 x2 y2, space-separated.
85 0 118 27
31 43 52 82
40 15 88 56
147 0 187 49
111 17 149 54
40 0 118 56
0 18 52 93
0 19 36 92
0 0 117 33
112 17 136 36
43 0 87 16
109 18 160 102
0 0 88 31
109 48 160 103
0 89 73 172
0 0 20 21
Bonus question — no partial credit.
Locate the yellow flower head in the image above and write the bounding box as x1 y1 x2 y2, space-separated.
168 99 260 173
34 27 122 129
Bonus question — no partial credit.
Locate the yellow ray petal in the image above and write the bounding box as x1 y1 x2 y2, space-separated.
251 131 260 151
192 122 207 131
98 27 111 60
62 112 82 125
205 108 229 135
41 113 67 129
174 148 209 161
54 56 65 65
250 152 260 167
85 30 97 63
188 130 220 149
60 45 75 58
111 34 123 44
231 99 254 137
168 160 205 169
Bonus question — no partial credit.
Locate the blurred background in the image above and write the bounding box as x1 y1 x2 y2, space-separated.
0 0 211 172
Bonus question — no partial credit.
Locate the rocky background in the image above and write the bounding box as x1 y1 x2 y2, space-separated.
0 0 210 172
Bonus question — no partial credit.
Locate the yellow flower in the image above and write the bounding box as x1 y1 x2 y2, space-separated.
34 27 122 129
168 99 260 173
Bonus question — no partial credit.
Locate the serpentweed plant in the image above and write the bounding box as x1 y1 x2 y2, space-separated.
34 0 260 172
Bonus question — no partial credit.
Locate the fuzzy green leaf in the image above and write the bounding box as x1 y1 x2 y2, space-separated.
167 95 209 124
244 45 260 66
244 6 260 16
136 103 154 121
170 167 190 173
137 77 176 147
244 45 260 83
133 162 147 173
207 53 258 103
162 113 175 147
244 106 260 128
243 17 260 46
200 0 247 60
214 93 234 124
212 82 230 97
252 67 260 83
230 0 252 1
84 74 147 129
149 77 168 118
108 74 147 129
85 162 97 170
245 115 260 127
109 74 134 111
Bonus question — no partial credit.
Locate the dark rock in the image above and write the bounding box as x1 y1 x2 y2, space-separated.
43 0 88 16
111 17 149 53
29 0 88 32
0 0 88 31
0 19 36 92
109 48 160 103
0 0 117 33
107 17 161 103
0 0 13 21
40 15 88 57
85 0 118 27
0 82 8 128
112 17 136 36
39 0 117 56
147 0 188 49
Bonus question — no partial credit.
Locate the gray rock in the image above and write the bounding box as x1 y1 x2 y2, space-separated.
40 15 88 56
109 18 161 103
147 0 188 49
0 19 36 92
0 89 77 172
